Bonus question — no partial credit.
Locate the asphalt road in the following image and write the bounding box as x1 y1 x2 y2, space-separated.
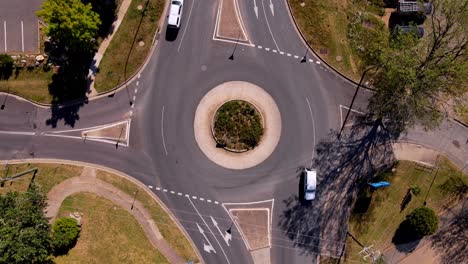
0 0 466 263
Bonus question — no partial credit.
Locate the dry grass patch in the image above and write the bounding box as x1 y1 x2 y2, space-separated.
96 171 199 262
54 192 168 264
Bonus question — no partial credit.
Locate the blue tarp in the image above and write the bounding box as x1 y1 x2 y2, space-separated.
369 181 390 189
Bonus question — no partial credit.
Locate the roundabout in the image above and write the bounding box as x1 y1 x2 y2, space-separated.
194 81 281 170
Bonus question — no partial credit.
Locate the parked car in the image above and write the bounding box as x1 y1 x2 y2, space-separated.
303 169 317 201
395 25 424 38
168 0 184 29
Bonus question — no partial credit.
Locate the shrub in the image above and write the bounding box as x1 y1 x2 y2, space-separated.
52 217 81 255
410 186 421 196
0 53 14 79
406 207 438 238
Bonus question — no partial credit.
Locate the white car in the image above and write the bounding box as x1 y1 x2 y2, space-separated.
168 0 184 28
303 169 317 201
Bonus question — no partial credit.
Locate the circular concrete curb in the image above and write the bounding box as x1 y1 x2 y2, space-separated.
194 81 281 170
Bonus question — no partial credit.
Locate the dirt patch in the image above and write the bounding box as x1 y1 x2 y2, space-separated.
217 0 247 41
381 8 397 28
230 209 269 250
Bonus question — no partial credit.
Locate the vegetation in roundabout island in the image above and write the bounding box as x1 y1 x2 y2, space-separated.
213 100 264 151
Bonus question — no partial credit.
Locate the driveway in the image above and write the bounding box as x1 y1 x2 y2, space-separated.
0 0 43 53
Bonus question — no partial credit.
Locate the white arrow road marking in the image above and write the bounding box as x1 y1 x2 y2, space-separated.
269 0 274 16
211 216 232 246
253 0 259 19
189 199 230 263
197 223 216 253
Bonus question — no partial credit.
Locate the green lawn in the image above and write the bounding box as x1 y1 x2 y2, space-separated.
94 0 164 92
0 163 82 194
96 171 199 262
288 0 386 81
54 193 168 264
345 158 467 263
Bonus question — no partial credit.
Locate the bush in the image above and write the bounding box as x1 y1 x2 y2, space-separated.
0 53 14 79
52 217 80 255
393 207 438 244
411 186 421 196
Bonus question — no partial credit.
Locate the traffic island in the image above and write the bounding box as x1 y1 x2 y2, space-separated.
194 81 281 170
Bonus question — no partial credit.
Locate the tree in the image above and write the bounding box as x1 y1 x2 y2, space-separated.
406 207 439 238
0 53 14 80
367 0 467 133
36 0 101 52
0 183 52 263
51 217 80 255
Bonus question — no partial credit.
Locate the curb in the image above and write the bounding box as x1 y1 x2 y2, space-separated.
284 0 376 91
0 0 170 109
0 158 204 263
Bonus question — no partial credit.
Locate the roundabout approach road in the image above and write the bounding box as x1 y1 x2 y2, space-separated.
1 0 466 263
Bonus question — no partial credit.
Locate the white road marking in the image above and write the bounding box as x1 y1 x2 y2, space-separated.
131 103 135 108
306 97 317 164
257 45 262 49
170 190 175 194
177 192 182 196
163 189 168 192
316 61 321 64
0 131 35 136
309 59 314 62
21 21 24 52
253 0 259 19
199 198 205 201
185 194 190 197
134 88 138 93
207 199 212 203
280 51 284 55
177 0 196 52
294 55 299 59
3 21 6 52
269 0 275 16
189 199 230 263
197 223 216 253
214 201 219 204
211 216 232 246
161 106 169 156
136 81 139 86
265 47 270 51
132 95 136 101
148 185 154 189
137 74 141 78
129 110 133 116
287 53 291 56
272 49 277 53
192 196 197 199
261 0 280 51
156 187 161 190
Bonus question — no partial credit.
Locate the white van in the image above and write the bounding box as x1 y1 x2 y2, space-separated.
304 169 317 200
168 0 184 29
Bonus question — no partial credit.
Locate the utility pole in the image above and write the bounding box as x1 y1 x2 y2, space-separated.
338 66 377 140
130 190 139 210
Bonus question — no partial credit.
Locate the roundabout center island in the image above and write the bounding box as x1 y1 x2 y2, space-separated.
194 81 281 170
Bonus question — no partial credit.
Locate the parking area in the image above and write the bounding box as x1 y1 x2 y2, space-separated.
0 0 43 53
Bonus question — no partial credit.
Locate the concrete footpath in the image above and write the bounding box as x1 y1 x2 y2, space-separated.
46 167 186 264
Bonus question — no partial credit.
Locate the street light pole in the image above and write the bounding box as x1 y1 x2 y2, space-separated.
338 65 377 140
130 190 139 210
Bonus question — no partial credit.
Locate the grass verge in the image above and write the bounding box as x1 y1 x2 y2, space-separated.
0 163 81 194
288 0 386 81
96 170 199 262
345 158 467 263
94 0 164 92
54 192 168 264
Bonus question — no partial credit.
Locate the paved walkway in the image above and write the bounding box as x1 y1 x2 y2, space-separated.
45 167 186 264
87 0 133 96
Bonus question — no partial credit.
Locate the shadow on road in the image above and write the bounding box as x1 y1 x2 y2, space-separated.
279 115 400 257
165 27 179 42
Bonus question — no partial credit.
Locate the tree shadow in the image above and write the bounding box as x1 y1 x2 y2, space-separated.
430 204 468 264
45 49 91 128
82 0 118 39
392 219 422 250
279 114 400 257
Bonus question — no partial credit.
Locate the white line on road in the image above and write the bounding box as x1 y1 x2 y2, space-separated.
316 61 321 64
309 59 314 62
214 201 219 204
170 190 175 194
207 199 212 203
132 95 136 101
21 21 24 52
272 49 277 53
156 187 161 190
265 47 270 51
177 0 195 52
294 55 299 59
134 88 138 93
280 51 284 55
148 185 154 189
261 0 280 51
136 81 139 86
3 21 6 52
161 106 169 156
0 131 35 136
163 189 168 192
188 198 231 263
257 45 262 49
306 97 317 165
287 53 291 56
192 196 197 199
177 192 182 196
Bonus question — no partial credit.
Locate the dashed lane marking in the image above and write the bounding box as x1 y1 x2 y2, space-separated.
148 185 220 205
